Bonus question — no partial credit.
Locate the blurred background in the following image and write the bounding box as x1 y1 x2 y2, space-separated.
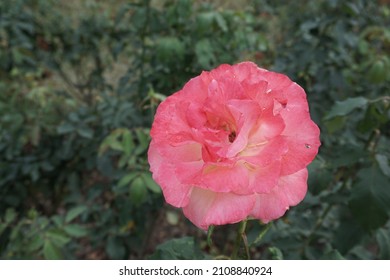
0 0 389 260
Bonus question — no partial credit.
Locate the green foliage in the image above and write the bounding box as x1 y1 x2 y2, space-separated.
149 237 207 260
250 0 390 260
1 0 389 260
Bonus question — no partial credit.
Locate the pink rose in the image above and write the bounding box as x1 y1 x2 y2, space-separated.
148 62 321 230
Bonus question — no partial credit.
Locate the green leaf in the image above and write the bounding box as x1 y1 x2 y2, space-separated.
134 128 149 154
0 224 7 235
367 59 388 84
215 13 228 32
349 167 390 230
77 127 94 139
63 224 88 237
46 229 71 247
65 205 88 223
376 228 390 259
195 39 215 69
268 247 284 260
51 215 64 227
27 235 44 252
376 154 390 177
149 237 207 260
5 208 17 224
324 97 368 120
141 172 161 194
321 249 345 260
196 12 215 33
349 245 374 260
122 130 134 156
156 37 185 63
118 173 138 187
43 240 62 260
107 139 123 152
324 116 346 133
57 123 74 134
106 236 126 259
98 131 125 155
331 213 367 255
129 176 147 206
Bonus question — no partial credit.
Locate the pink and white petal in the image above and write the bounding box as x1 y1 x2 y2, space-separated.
250 191 288 224
204 80 238 129
247 159 282 194
174 160 204 185
262 70 295 92
180 72 210 103
148 141 193 207
276 81 307 104
209 64 234 81
278 105 321 175
225 99 262 157
244 79 268 95
183 187 256 230
267 82 308 119
148 140 163 176
250 168 308 223
240 136 288 167
281 137 320 176
280 108 317 140
232 61 268 84
216 76 246 100
199 162 250 194
150 97 191 142
279 168 308 206
156 142 203 162
248 110 286 145
185 102 208 129
279 113 320 175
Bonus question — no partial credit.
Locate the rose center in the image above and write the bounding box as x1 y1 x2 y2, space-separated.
228 131 236 143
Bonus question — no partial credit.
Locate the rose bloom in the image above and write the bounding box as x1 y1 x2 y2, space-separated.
148 62 320 230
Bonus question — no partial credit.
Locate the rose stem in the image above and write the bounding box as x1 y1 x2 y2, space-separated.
253 222 272 245
207 225 215 247
231 219 249 259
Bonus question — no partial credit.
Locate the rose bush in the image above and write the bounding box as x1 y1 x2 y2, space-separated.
148 62 320 230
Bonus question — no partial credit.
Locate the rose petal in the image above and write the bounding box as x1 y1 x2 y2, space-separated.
183 187 256 230
225 99 262 157
198 162 250 194
240 135 288 167
281 137 320 175
233 61 268 84
250 168 308 222
280 109 321 175
150 97 192 143
156 142 203 162
247 159 282 194
263 70 295 92
248 109 286 144
148 141 193 207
